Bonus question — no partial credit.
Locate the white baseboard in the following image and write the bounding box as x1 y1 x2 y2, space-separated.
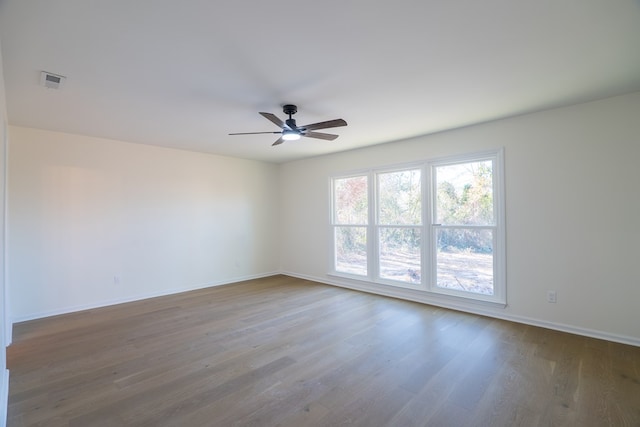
11 271 279 324
282 271 640 348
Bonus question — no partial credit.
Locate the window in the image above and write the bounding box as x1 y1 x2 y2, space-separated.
333 175 368 276
432 159 498 297
377 169 422 284
331 149 505 304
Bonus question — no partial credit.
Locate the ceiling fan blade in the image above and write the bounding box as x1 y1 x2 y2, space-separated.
272 136 286 146
303 131 339 141
259 112 285 129
229 131 281 135
299 118 347 131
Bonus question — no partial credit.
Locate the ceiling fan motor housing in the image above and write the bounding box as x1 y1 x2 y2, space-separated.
285 118 298 130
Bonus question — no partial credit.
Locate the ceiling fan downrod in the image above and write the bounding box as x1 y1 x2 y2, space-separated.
283 104 298 130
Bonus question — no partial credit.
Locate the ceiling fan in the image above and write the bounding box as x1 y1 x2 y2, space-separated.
229 104 347 146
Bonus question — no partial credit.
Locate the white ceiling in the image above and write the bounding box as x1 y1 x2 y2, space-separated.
1 0 640 163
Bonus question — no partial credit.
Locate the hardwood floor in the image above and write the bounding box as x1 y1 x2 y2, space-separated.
6 275 640 426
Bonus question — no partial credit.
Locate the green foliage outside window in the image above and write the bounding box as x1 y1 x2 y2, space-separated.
436 161 493 253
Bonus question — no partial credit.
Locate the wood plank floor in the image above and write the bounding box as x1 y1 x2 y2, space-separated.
6 275 640 426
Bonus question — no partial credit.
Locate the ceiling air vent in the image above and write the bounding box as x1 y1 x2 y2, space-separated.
40 71 66 89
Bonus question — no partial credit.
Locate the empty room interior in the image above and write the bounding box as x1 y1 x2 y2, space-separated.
0 1 639 426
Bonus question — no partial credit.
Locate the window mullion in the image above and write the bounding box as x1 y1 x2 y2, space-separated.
424 164 431 291
368 171 378 281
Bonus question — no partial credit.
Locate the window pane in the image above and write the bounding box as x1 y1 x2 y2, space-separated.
378 169 421 225
379 227 421 284
335 226 367 275
435 161 493 225
334 176 368 225
436 228 493 295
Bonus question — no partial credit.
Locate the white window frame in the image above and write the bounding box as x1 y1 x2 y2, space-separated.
373 165 425 289
330 148 505 305
330 172 371 280
428 149 506 304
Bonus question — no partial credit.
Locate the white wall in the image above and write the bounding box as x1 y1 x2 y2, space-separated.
279 91 640 345
0 36 8 427
8 127 280 321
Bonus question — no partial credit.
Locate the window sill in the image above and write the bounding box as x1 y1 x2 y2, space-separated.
327 272 507 310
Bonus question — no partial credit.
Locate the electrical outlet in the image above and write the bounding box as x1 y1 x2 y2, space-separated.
114 276 121 285
547 290 557 303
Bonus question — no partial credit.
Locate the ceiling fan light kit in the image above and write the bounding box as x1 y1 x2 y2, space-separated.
229 104 347 146
282 131 301 141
